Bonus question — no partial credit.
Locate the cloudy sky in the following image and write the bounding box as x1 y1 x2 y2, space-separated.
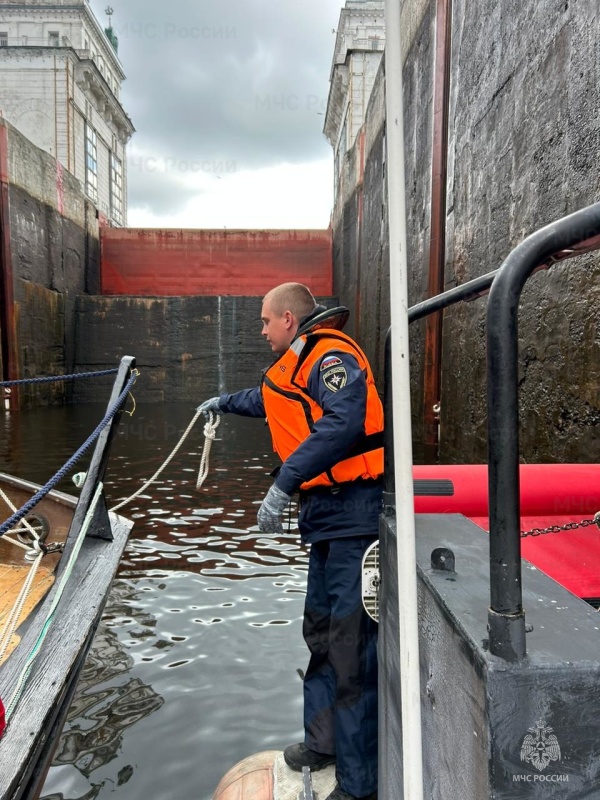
88 0 344 229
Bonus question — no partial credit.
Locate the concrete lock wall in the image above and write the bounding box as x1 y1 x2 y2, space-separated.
0 117 100 407
332 0 600 464
100 228 333 297
72 295 337 404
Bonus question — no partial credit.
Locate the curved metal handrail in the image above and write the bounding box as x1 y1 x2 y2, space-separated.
486 201 600 661
383 201 600 662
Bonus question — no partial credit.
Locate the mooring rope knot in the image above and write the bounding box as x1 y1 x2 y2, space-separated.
197 413 220 489
203 419 218 440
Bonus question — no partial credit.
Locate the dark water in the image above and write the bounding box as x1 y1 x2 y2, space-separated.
1 403 309 800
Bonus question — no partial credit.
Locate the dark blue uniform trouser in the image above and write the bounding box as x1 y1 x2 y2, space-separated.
303 536 378 797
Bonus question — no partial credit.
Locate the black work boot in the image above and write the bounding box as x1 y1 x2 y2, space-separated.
325 786 377 800
283 743 336 772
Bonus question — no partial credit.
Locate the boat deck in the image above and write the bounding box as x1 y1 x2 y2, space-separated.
0 564 55 663
0 477 75 664
274 754 336 799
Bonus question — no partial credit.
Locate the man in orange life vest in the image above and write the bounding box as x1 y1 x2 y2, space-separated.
198 282 383 800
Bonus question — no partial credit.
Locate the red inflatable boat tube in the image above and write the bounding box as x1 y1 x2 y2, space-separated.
413 463 600 600
413 464 600 517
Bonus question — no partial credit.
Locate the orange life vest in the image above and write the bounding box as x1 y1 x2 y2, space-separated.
261 328 384 490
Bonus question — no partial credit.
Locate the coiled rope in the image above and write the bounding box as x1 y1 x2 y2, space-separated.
196 413 221 490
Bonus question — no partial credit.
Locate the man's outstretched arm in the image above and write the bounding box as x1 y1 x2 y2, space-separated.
198 386 266 419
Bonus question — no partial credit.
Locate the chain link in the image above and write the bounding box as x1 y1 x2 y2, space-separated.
43 542 65 555
521 512 600 538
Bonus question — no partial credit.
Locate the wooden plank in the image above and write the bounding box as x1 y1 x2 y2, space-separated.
0 566 55 664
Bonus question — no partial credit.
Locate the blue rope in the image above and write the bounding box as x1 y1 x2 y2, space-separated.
0 372 137 538
0 368 119 388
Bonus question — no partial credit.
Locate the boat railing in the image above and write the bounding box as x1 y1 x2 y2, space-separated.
486 202 600 660
383 200 600 661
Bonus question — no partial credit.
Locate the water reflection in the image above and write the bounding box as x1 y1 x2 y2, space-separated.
52 599 164 780
1 404 308 800
38 580 165 800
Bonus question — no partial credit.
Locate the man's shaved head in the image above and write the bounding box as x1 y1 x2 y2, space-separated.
263 283 317 321
260 283 317 354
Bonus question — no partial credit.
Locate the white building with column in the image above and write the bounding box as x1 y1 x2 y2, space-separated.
0 0 134 226
324 0 385 194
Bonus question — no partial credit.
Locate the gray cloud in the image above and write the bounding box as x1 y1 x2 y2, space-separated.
90 0 342 215
125 160 204 216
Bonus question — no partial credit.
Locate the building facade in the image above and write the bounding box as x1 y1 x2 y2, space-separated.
0 0 134 226
323 0 385 195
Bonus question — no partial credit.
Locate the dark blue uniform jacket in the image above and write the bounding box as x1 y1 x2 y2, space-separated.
219 349 382 543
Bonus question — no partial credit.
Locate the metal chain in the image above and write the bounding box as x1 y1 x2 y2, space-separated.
521 512 600 538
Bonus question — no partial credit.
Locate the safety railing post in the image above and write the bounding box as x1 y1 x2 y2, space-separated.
486 203 600 661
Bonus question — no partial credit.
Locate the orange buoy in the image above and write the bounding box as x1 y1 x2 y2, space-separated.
212 750 280 800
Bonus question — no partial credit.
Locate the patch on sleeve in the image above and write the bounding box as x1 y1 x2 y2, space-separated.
320 355 343 371
322 366 347 392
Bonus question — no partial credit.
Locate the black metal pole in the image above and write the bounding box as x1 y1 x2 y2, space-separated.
486 202 600 661
408 270 498 323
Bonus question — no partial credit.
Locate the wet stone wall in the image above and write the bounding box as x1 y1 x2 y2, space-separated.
441 0 600 464
73 295 337 404
332 0 600 464
5 121 100 408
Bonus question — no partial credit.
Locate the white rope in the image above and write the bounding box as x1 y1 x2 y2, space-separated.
0 488 40 548
6 482 103 719
0 549 44 664
2 535 31 553
196 413 221 489
2 524 45 553
0 487 47 661
111 410 219 512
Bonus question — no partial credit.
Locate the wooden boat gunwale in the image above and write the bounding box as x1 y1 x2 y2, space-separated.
0 473 77 511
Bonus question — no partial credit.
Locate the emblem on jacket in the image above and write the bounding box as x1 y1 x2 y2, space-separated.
320 355 343 371
322 366 347 392
520 721 561 772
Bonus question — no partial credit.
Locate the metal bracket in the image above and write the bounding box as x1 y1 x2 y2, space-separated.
298 766 315 800
431 546 455 572
88 490 113 541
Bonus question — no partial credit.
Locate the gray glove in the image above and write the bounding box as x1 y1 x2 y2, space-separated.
197 396 222 418
257 484 292 533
